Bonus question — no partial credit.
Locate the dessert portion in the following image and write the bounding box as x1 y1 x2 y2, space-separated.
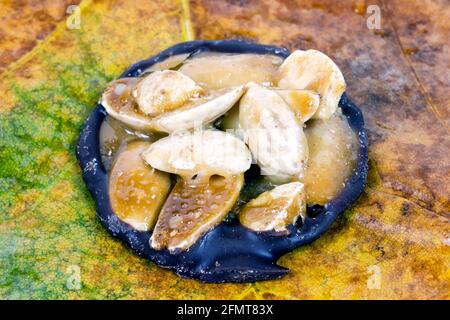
99 49 357 251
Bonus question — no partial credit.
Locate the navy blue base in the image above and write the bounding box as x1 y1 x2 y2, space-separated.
76 40 368 283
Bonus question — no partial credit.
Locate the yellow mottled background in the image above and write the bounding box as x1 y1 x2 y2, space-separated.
0 0 448 299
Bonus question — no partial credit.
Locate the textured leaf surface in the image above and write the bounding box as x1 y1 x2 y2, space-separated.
0 0 448 299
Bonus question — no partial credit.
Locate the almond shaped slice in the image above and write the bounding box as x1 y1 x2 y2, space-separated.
276 49 346 119
132 70 203 116
239 182 306 233
109 141 171 231
151 174 244 252
142 130 252 178
239 83 308 183
151 86 245 133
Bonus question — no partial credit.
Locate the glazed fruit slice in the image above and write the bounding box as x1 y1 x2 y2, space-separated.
304 111 359 204
132 70 202 116
239 182 306 233
102 78 245 133
151 174 244 252
142 130 252 179
109 141 171 231
276 49 346 119
178 53 283 89
239 83 308 183
150 86 245 133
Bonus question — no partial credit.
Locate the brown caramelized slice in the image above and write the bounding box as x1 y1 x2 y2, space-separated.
151 174 244 252
239 182 306 233
109 141 171 231
303 111 359 204
178 53 283 89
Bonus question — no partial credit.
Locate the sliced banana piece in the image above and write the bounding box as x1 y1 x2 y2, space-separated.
239 83 308 183
239 182 306 233
276 50 346 119
101 77 158 132
109 141 171 231
132 70 202 116
274 89 320 123
304 111 359 204
151 174 244 252
179 53 283 89
142 130 252 179
151 86 245 133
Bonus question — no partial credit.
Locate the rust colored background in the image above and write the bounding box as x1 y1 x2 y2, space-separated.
0 0 448 299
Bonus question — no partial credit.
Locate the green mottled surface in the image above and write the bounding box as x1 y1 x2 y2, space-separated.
0 0 449 299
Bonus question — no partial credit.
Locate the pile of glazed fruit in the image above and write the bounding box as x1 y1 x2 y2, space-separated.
99 49 359 252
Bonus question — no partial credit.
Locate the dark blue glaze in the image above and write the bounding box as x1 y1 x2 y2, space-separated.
76 40 368 283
